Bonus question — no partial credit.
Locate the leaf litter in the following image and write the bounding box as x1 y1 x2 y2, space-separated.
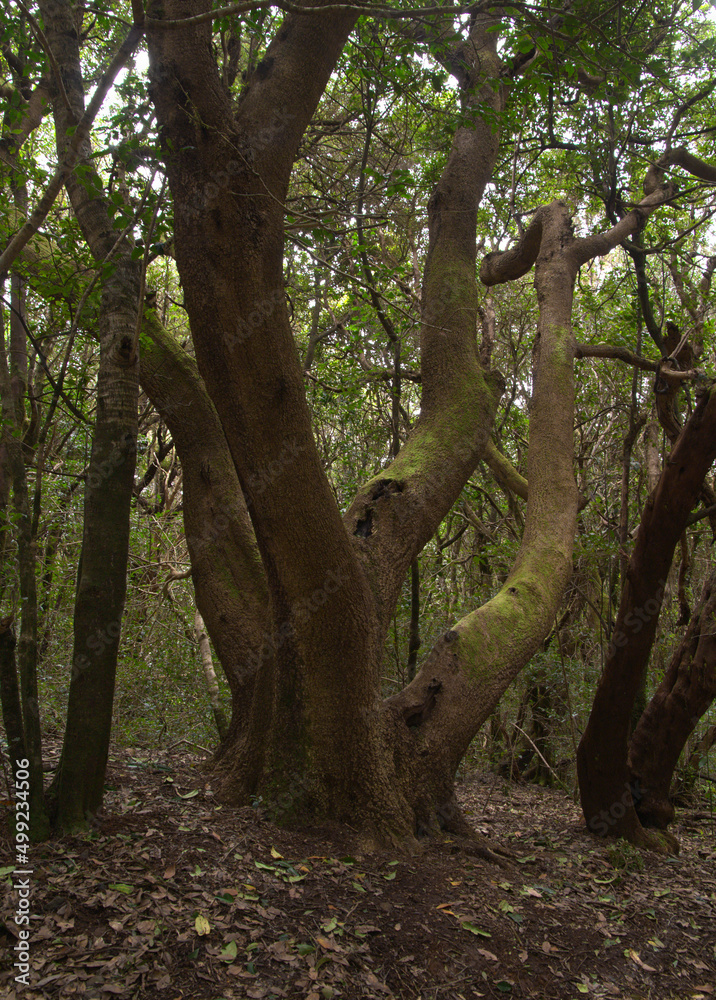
1 744 714 999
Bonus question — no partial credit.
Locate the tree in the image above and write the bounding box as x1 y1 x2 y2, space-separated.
0 1 143 834
138 0 705 845
577 384 716 851
628 564 716 830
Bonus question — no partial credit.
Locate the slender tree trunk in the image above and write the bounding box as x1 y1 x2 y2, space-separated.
577 386 716 852
52 259 139 828
644 411 662 493
39 0 140 831
0 617 26 777
627 566 716 828
0 287 47 838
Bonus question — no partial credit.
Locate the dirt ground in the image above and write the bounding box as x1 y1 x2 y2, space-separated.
1 745 714 1000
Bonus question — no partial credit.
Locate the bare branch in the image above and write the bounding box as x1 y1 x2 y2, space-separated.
483 438 528 500
146 0 487 30
576 343 659 373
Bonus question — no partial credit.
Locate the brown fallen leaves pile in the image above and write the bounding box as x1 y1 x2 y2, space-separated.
1 745 714 1000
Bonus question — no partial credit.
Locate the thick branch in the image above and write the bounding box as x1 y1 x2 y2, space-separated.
480 210 543 286
659 145 716 184
140 307 269 714
343 12 505 625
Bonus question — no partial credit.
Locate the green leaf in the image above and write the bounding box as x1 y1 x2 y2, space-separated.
461 921 491 937
108 883 133 893
516 35 534 54
220 940 238 962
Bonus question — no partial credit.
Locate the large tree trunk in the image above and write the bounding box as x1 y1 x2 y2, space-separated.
146 4 683 843
39 0 140 831
146 3 511 841
627 566 716 828
386 188 671 833
577 386 716 852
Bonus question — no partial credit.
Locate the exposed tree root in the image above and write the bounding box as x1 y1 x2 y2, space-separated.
453 833 515 868
629 827 680 855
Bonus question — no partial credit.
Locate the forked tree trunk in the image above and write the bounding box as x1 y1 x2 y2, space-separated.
577 386 716 852
144 2 685 844
627 567 716 828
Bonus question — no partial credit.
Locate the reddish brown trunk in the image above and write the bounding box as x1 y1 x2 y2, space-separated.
577 387 716 851
627 567 716 827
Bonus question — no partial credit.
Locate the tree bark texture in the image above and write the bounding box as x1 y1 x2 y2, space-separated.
577 386 716 851
627 566 716 828
0 296 47 837
0 618 27 776
139 307 272 789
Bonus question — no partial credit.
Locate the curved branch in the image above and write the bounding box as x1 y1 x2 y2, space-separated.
659 145 716 185
575 343 658 372
483 438 528 500
480 210 544 286
343 11 505 626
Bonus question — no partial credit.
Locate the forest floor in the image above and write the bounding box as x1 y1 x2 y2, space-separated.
1 744 715 1000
